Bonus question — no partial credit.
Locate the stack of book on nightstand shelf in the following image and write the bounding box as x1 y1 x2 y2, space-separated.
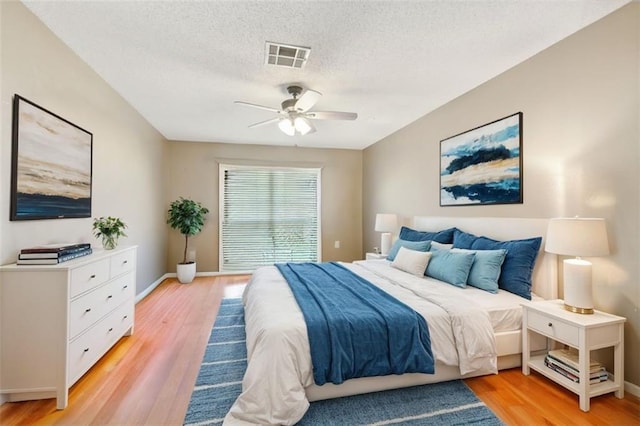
544 348 609 384
17 243 92 265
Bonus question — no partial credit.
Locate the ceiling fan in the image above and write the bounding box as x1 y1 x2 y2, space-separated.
234 85 357 136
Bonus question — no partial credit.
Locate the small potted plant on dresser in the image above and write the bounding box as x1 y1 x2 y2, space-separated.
167 197 209 283
93 216 127 250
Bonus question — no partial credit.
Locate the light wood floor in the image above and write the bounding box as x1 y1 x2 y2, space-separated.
1 275 638 425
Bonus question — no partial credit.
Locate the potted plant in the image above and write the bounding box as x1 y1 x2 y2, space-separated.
167 197 209 283
93 216 127 250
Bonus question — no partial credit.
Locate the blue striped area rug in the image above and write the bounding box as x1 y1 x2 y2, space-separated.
184 298 503 426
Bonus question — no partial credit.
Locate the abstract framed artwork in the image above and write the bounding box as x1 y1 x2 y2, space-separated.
10 95 93 220
440 112 523 206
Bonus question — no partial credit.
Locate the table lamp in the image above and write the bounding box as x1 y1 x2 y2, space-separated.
545 217 609 314
375 213 397 256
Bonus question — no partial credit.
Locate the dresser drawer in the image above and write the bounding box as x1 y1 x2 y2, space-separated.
69 283 112 339
69 273 135 339
104 273 135 314
527 309 578 347
110 249 135 279
68 302 134 384
107 272 135 309
70 259 110 298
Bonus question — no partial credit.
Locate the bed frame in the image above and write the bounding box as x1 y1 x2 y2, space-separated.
306 216 557 401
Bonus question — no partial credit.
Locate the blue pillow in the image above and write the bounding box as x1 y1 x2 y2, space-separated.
386 239 431 261
470 236 542 300
451 248 507 293
425 249 475 288
399 226 455 244
452 228 479 249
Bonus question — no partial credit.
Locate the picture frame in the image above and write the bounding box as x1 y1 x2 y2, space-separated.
10 95 93 220
440 112 523 206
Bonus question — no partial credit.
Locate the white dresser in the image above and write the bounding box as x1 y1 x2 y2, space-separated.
0 246 136 409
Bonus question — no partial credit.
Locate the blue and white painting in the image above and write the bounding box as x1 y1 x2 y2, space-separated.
11 96 92 220
440 112 522 206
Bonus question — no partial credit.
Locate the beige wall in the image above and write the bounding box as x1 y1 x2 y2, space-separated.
165 141 363 272
0 2 168 294
363 4 639 387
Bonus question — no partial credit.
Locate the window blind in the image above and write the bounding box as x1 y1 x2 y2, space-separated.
220 165 320 271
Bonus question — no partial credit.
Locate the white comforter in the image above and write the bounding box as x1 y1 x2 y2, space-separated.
224 261 497 425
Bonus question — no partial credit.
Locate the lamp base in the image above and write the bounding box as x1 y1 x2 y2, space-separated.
380 233 392 256
564 303 594 314
563 258 595 315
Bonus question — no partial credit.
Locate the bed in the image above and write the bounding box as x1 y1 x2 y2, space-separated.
224 217 557 425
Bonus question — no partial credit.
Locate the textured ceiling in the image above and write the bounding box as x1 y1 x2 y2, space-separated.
23 0 630 150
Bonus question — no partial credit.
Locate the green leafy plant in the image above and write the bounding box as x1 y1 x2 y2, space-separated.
167 197 209 264
93 216 127 250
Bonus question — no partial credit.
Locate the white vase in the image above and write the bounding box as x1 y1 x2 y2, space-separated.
177 262 196 284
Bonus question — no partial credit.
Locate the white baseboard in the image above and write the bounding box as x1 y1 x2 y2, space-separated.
134 273 171 304
625 380 640 398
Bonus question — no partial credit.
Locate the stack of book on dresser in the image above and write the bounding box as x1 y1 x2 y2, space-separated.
17 243 92 265
544 348 609 384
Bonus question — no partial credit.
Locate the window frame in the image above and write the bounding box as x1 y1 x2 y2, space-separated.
218 163 322 272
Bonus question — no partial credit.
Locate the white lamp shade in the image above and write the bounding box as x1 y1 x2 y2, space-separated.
278 118 296 136
545 218 609 257
294 117 312 135
375 214 398 232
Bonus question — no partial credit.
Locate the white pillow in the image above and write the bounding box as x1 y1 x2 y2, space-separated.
391 247 432 277
430 241 453 250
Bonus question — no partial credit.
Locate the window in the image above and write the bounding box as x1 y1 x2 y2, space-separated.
220 164 321 271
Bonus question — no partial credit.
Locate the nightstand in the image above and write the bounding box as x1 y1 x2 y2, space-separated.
365 252 387 260
522 299 625 412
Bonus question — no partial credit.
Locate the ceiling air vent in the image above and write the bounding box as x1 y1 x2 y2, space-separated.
265 42 310 69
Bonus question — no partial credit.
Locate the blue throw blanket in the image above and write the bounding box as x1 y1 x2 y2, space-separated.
275 262 434 385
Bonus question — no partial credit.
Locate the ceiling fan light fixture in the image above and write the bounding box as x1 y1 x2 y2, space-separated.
237 84 356 136
278 118 296 136
294 116 312 135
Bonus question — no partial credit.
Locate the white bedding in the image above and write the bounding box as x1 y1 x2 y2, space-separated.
224 260 508 425
360 259 531 333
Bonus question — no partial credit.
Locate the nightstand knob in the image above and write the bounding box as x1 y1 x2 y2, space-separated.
548 322 553 327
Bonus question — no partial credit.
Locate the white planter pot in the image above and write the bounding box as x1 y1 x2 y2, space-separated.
177 262 196 284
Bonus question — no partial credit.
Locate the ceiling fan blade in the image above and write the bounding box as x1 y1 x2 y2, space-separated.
306 111 358 121
248 117 280 128
234 101 280 113
294 89 322 112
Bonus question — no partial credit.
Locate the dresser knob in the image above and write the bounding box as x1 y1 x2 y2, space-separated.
83 348 89 353
90 274 96 279
107 295 113 299
85 308 91 313
108 327 113 332
548 322 553 327
123 285 128 289
124 315 128 319
123 260 128 264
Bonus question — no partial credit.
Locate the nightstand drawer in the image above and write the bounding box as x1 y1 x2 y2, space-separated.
527 309 578 347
